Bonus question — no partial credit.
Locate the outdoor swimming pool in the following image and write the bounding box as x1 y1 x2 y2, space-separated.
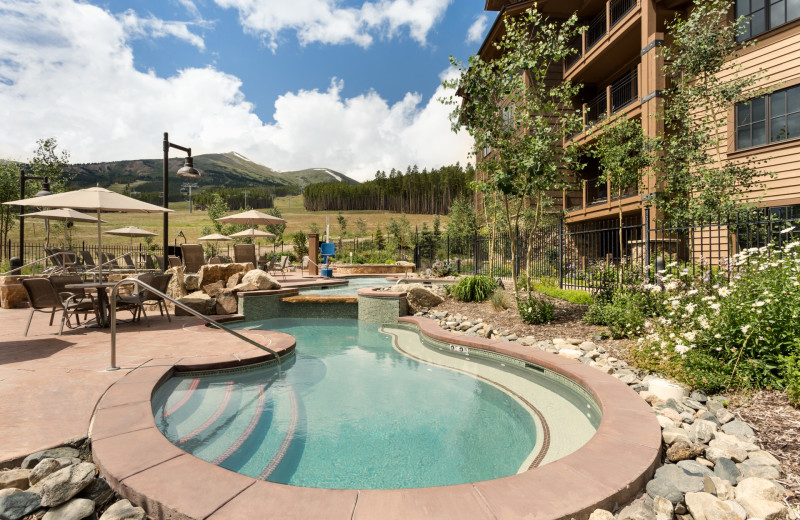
151 318 599 490
298 277 395 295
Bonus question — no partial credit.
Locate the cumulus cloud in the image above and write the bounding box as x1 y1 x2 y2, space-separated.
0 0 472 181
117 9 206 50
466 13 489 44
213 0 451 50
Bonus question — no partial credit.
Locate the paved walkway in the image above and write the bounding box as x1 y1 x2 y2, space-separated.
0 273 337 465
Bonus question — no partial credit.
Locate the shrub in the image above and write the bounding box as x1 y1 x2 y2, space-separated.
784 353 800 407
531 282 593 305
449 275 496 302
633 239 800 392
490 290 509 311
518 297 555 324
431 260 458 277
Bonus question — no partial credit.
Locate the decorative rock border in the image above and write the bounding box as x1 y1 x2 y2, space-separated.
413 308 796 520
86 314 660 520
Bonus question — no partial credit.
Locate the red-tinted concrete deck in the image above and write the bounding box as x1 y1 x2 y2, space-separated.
1 277 661 520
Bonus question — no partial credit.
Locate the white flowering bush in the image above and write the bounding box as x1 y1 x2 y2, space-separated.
630 239 800 394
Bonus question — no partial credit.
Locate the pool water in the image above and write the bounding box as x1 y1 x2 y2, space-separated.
152 318 539 489
298 277 395 295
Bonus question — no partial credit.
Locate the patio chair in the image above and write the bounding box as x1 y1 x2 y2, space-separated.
80 251 97 269
234 243 257 267
209 256 222 264
49 275 96 321
122 253 137 270
263 257 276 274
141 273 172 322
116 273 155 323
273 255 289 280
144 253 157 270
180 244 205 274
168 256 182 268
21 278 94 335
101 252 121 270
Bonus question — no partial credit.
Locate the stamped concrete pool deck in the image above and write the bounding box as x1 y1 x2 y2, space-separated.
0 274 662 520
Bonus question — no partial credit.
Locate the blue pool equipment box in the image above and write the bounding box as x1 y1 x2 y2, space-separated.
320 242 335 277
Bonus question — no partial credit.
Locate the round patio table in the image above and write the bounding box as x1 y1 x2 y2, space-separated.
64 281 118 328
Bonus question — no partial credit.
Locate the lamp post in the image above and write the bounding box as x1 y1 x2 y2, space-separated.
162 132 200 272
18 168 52 265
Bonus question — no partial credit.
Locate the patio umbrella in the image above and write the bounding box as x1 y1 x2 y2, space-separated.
227 228 275 239
199 232 233 257
215 209 286 227
4 187 173 278
104 226 158 253
19 208 105 249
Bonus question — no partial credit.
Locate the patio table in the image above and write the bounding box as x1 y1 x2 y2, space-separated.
65 281 117 328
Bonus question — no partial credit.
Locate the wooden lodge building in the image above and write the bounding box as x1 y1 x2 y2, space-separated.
472 0 800 264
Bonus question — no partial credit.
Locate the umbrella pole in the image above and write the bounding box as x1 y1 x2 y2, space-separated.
97 210 102 281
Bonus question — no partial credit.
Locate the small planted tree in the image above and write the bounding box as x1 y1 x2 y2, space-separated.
657 0 771 221
443 7 584 304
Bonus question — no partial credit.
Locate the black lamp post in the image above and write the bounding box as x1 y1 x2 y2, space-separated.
162 132 200 272
18 168 52 265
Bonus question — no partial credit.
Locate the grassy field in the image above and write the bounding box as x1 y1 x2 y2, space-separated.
10 195 449 248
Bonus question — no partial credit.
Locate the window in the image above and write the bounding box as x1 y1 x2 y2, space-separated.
502 106 515 133
736 0 800 40
736 84 800 149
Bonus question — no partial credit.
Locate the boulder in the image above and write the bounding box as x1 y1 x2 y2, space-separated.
405 286 444 314
734 496 787 520
714 458 741 485
38 462 96 507
184 273 199 291
689 420 718 444
667 441 705 462
197 263 250 288
202 281 225 298
677 460 714 479
226 272 244 289
175 291 216 316
30 458 79 486
722 500 747 520
0 491 41 520
0 469 30 491
236 270 281 291
684 492 740 520
618 501 656 520
589 509 615 520
653 496 674 520
165 266 187 301
0 489 21 499
42 497 95 520
736 460 781 481
98 499 146 520
21 448 80 470
77 478 115 510
746 450 781 468
215 290 238 315
735 477 784 503
663 427 691 446
721 421 756 440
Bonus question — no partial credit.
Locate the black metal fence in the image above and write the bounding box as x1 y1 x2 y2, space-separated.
411 207 800 292
3 240 164 272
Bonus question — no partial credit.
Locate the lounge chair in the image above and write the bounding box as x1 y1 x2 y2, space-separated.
234 243 257 267
21 278 95 335
80 251 97 269
101 252 121 270
122 253 137 271
168 256 182 268
141 273 172 322
180 244 205 274
144 253 157 270
273 255 289 280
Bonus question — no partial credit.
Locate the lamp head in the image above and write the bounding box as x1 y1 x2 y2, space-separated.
176 156 200 178
34 176 52 198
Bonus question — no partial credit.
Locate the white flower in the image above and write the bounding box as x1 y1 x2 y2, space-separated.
687 289 698 296
741 324 751 334
753 301 765 307
683 331 697 342
718 287 730 297
780 226 796 234
714 333 722 339
675 343 690 355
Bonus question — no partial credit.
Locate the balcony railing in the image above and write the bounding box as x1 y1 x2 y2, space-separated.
565 35 583 70
586 92 608 126
611 69 638 112
610 0 637 27
586 10 607 50
586 176 608 205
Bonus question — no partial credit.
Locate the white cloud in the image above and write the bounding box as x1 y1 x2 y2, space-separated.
466 13 488 44
117 9 206 50
213 0 451 50
174 0 201 19
0 0 472 182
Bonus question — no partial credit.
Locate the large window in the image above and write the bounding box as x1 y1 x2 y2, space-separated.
736 0 800 40
736 84 800 149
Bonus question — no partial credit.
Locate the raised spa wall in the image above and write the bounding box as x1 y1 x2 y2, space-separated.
237 286 409 324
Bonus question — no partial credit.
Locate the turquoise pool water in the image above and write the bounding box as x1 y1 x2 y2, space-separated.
151 318 539 489
298 277 395 295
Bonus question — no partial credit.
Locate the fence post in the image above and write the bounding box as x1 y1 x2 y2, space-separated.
644 205 651 281
473 230 479 275
558 216 564 289
513 231 520 282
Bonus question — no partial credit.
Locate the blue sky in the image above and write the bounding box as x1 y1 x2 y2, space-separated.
0 0 490 181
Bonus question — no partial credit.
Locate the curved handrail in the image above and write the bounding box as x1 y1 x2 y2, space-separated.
0 252 69 276
108 277 282 374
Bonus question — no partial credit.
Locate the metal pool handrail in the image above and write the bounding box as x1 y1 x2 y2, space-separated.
0 252 69 276
108 277 283 373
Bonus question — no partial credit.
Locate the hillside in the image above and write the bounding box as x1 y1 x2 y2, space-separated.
69 152 358 192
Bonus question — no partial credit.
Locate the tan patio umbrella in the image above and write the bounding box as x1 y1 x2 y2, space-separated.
215 209 286 226
19 208 105 249
4 187 173 278
199 232 233 257
104 226 158 253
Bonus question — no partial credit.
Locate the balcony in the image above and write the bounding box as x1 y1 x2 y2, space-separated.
565 35 583 70
564 0 639 73
586 176 608 205
611 69 638 112
586 11 607 50
586 91 607 126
